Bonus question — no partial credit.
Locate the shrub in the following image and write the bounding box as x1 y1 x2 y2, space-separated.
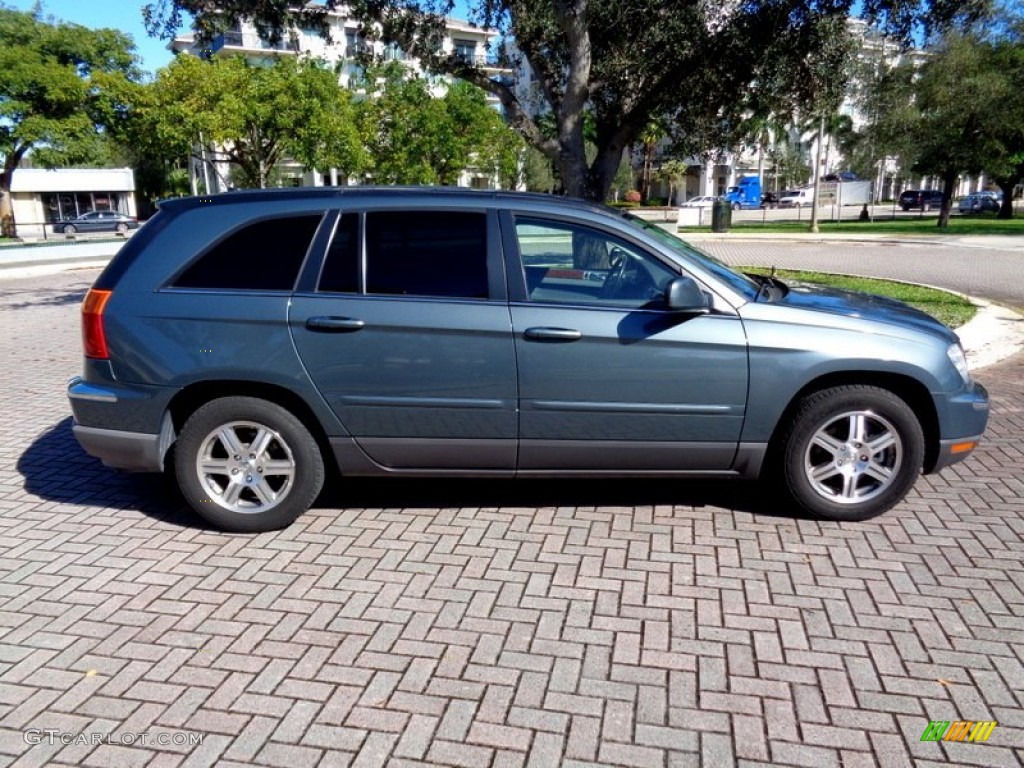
624 190 642 203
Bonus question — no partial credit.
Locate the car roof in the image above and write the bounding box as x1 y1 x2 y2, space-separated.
156 187 614 217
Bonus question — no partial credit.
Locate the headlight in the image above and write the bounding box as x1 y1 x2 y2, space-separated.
947 342 971 384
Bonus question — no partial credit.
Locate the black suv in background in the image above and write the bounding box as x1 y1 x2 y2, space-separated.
899 189 944 211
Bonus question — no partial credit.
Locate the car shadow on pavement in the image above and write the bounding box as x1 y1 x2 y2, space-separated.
19 418 810 531
316 475 811 522
17 417 206 529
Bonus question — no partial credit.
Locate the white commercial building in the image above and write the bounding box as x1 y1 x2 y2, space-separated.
7 168 137 240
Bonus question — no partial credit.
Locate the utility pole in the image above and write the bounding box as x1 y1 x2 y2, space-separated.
809 115 824 234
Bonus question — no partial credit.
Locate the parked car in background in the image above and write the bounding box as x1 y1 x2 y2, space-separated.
53 210 139 235
68 188 989 532
778 189 813 208
958 194 1000 214
898 189 944 211
679 195 718 208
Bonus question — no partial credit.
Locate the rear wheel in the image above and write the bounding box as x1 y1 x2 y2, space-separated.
175 396 324 532
778 385 924 522
115 222 128 233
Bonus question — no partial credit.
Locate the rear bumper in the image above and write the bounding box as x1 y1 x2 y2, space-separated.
72 424 165 472
68 376 174 472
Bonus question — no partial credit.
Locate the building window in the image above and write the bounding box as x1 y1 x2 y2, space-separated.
453 39 477 63
42 192 127 222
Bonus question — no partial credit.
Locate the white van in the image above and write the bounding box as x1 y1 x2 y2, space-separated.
778 189 814 208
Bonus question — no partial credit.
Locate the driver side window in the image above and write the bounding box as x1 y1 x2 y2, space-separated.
515 218 677 309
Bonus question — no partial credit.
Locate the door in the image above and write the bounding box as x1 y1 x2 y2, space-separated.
509 215 748 471
290 209 518 470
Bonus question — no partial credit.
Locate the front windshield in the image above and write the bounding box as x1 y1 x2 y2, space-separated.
623 213 760 300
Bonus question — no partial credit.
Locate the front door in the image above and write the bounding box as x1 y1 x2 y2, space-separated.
509 215 748 471
291 209 517 470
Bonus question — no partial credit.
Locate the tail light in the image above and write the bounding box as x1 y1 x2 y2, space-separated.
82 288 112 359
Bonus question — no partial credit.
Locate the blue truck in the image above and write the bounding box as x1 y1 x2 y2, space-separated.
723 176 763 209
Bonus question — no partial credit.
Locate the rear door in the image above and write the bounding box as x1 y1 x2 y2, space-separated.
290 208 518 470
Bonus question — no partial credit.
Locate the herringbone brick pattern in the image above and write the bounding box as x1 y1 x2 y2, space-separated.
0 269 1021 767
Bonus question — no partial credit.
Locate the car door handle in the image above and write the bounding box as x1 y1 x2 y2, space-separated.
523 327 582 342
305 316 365 332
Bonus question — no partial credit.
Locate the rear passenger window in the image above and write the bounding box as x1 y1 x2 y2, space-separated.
318 214 359 293
365 211 488 299
174 214 322 290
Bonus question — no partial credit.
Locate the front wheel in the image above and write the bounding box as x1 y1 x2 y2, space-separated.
63 224 77 234
732 202 740 211
778 385 924 521
175 396 325 532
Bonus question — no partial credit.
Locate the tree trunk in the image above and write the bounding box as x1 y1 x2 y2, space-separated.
0 179 15 239
588 143 627 203
1 146 28 238
994 177 1016 219
937 167 957 228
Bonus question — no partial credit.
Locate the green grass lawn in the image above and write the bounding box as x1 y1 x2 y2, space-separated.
741 266 977 328
680 214 1024 236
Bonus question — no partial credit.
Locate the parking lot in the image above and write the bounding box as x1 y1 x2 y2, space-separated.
0 263 1022 767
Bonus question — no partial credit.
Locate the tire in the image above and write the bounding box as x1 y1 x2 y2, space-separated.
732 203 740 211
900 205 910 212
174 396 324 532
63 224 76 234
922 203 931 212
116 223 128 233
778 385 924 522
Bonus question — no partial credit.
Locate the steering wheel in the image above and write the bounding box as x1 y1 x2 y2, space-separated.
601 248 629 299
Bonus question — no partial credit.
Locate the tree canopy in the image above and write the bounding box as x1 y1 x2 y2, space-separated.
0 6 139 236
130 54 366 189
357 65 521 186
858 15 1023 223
143 0 990 201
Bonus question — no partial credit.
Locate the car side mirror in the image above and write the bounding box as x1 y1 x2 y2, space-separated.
665 276 711 313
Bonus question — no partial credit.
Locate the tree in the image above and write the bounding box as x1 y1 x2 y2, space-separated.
982 17 1024 218
654 159 689 206
139 54 366 189
357 65 521 185
144 0 989 202
0 7 140 236
864 25 1020 226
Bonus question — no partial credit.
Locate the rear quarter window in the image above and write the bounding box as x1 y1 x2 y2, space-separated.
173 214 323 291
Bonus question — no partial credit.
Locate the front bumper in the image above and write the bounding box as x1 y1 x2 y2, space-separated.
929 381 990 473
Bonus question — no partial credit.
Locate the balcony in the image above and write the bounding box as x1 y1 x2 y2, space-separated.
211 31 300 55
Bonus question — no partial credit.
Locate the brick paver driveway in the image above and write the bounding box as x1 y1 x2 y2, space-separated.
1 266 1021 768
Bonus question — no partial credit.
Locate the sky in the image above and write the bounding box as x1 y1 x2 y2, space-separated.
10 0 188 75
10 0 480 77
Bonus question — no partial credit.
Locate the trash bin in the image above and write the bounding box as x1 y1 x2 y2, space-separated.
711 199 732 233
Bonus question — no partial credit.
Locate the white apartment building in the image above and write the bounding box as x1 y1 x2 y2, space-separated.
171 8 509 190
